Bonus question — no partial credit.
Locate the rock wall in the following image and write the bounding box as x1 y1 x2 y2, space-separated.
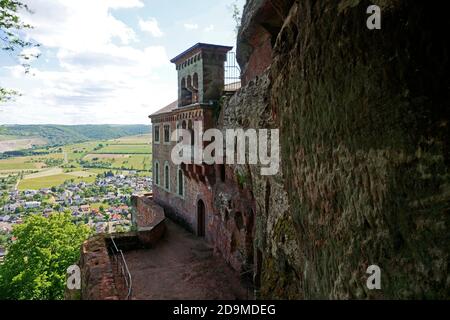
132 195 165 229
218 72 298 296
79 235 120 300
235 0 450 299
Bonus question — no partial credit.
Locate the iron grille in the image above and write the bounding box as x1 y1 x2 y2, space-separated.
224 51 241 92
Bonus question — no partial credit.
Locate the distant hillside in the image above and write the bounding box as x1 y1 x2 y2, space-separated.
0 124 151 148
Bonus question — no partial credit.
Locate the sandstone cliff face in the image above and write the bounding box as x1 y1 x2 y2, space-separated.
234 0 449 299
218 73 300 297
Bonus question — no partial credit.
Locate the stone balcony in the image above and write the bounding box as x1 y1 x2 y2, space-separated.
69 195 250 300
131 193 166 247
68 194 168 300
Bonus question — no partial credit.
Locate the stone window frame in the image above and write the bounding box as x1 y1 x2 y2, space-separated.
163 123 171 145
154 125 160 144
176 166 185 199
163 161 171 192
154 160 160 186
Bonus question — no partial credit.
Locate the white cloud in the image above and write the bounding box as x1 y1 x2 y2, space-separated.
108 0 144 9
204 24 215 32
0 0 177 124
139 18 164 38
184 23 199 30
20 0 140 51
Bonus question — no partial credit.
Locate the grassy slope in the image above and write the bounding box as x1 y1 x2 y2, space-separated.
18 174 96 190
5 134 153 190
93 144 152 154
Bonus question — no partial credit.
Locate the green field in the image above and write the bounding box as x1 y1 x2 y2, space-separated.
108 155 151 171
83 154 152 171
0 159 38 171
0 153 66 172
18 173 96 190
93 144 151 154
0 135 19 141
110 134 151 145
2 133 152 190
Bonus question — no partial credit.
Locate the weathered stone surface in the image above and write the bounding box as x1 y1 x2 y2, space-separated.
137 222 166 248
132 194 165 229
232 0 450 299
79 235 120 300
218 70 299 297
80 0 450 300
237 0 294 85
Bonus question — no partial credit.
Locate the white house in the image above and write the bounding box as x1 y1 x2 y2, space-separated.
24 201 41 209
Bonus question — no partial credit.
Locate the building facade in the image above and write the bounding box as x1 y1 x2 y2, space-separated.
149 43 256 274
150 43 232 239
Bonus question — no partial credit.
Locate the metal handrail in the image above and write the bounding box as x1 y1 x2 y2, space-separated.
110 236 133 300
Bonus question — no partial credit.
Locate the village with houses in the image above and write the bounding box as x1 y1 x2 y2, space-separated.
0 173 152 262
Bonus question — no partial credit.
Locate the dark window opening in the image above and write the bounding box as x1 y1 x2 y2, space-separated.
164 125 170 143
154 125 160 142
197 200 206 237
181 77 193 106
154 162 159 185
164 164 170 190
178 169 184 197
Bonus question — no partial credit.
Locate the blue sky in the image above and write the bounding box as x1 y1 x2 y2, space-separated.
0 0 245 125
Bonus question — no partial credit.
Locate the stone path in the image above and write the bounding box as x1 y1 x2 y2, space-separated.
124 219 249 300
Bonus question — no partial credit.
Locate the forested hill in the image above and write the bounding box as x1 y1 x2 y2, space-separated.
0 124 151 146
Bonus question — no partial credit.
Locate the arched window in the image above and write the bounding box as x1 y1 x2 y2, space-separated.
163 124 171 143
192 73 199 103
193 73 199 90
164 162 170 191
176 121 181 142
181 77 192 106
154 161 160 186
188 119 194 146
153 125 160 143
177 167 184 197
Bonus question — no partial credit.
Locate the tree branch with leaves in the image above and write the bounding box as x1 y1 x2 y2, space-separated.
0 0 39 102
228 0 242 35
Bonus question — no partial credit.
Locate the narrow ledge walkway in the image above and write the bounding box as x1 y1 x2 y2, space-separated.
124 219 249 300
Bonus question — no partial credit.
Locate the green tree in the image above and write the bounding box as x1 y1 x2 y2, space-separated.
0 0 39 102
0 213 91 300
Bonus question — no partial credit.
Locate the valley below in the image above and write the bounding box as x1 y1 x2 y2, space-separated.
0 129 153 251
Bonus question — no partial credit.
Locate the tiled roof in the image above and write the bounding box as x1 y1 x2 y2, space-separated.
170 43 233 64
150 100 178 117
